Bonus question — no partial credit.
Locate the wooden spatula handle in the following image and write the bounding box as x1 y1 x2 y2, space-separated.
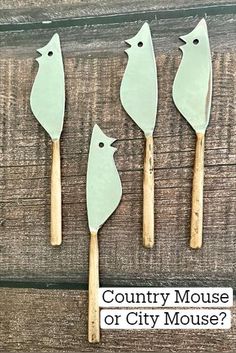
51 139 62 246
88 231 100 343
190 132 205 249
143 135 154 248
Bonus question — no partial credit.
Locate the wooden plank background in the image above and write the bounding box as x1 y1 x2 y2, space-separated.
0 289 235 353
0 1 235 352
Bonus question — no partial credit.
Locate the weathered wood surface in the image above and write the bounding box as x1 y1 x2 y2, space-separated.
0 288 235 353
0 0 235 26
0 1 235 351
0 2 235 287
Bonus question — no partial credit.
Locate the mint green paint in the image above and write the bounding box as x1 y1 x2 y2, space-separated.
86 124 122 232
120 22 158 137
30 33 65 141
173 19 212 133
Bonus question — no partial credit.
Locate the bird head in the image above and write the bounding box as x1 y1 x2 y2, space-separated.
91 124 117 155
179 18 209 53
36 33 61 63
124 22 152 53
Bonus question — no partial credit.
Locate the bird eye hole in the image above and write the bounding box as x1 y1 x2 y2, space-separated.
138 41 143 47
193 39 199 45
99 142 104 148
48 51 53 56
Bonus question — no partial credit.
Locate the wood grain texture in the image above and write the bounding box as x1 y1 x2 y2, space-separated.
0 1 235 351
88 231 100 343
0 288 235 353
0 0 235 67
190 133 205 250
0 0 235 26
51 139 62 246
0 14 235 59
1 0 235 9
0 12 235 287
143 135 154 248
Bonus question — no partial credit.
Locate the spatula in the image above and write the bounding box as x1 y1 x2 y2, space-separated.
30 33 65 246
172 19 212 248
86 124 122 342
120 22 158 248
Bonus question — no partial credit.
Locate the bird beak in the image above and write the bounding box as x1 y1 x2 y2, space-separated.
124 39 132 54
36 48 43 55
35 47 43 61
179 35 187 43
109 137 117 151
125 38 132 46
110 137 116 145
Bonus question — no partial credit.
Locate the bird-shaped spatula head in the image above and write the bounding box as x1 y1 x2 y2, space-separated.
120 22 158 137
87 124 122 233
86 124 122 343
120 22 158 248
173 18 212 133
172 19 212 249
30 33 65 141
30 33 65 246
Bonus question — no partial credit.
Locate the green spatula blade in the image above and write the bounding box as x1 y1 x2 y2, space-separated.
30 33 65 141
120 22 158 137
86 124 122 232
172 19 212 133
